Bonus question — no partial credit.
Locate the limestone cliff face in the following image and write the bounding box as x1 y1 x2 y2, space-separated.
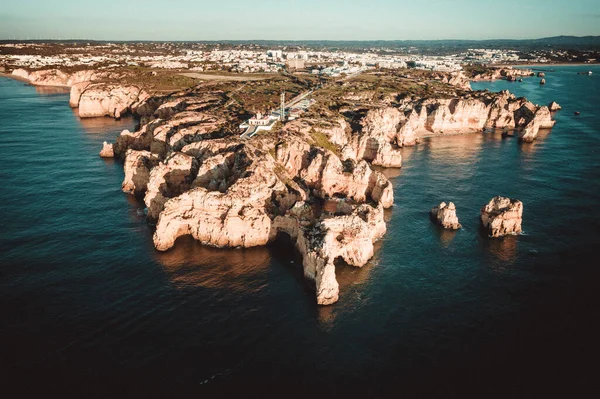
356 90 558 149
480 196 523 237
121 150 161 196
144 153 199 222
471 67 533 81
11 68 146 119
78 84 147 119
345 107 404 167
425 98 490 133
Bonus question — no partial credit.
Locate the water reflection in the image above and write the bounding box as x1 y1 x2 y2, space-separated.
75 114 137 134
480 231 519 266
518 128 551 156
375 166 402 180
431 224 457 247
155 235 271 293
34 86 69 95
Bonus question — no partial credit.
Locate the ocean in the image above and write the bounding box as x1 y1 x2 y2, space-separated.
1 66 599 397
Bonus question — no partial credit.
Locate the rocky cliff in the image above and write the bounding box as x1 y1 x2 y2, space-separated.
11 68 149 119
109 87 394 305
356 90 558 149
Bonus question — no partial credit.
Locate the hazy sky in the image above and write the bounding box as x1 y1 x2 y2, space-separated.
1 0 599 41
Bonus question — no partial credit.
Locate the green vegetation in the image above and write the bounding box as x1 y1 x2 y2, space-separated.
310 129 340 156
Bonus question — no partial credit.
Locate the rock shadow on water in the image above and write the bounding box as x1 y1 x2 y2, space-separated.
34 85 70 95
154 235 271 294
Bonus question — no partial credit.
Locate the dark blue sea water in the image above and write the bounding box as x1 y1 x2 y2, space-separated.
1 66 600 398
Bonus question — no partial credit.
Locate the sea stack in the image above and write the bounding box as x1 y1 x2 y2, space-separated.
99 142 114 158
548 101 562 112
430 202 461 230
480 196 523 237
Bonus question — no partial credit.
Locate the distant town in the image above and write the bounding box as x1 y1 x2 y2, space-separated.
1 40 598 78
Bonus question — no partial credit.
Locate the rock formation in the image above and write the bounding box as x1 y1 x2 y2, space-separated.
78 84 147 118
11 68 147 119
99 142 114 158
548 101 562 112
518 105 555 142
121 150 161 196
110 86 395 305
470 67 533 82
480 196 523 237
430 202 461 230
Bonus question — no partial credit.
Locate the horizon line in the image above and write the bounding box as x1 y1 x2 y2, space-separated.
1 35 600 43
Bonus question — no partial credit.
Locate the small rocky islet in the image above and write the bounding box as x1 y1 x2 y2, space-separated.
11 66 557 304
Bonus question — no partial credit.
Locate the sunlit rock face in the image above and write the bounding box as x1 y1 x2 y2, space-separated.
78 85 147 118
480 196 523 238
99 142 114 158
430 202 461 230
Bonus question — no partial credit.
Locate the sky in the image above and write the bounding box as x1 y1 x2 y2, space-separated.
1 0 599 41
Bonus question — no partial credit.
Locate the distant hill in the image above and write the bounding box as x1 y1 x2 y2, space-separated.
2 36 600 52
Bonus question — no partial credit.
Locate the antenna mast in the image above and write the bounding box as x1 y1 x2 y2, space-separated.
280 91 286 121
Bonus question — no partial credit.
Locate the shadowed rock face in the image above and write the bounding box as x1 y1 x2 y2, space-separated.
480 196 523 238
430 202 461 230
122 150 161 196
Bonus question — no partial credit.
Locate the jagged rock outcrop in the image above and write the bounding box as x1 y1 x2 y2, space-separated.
121 150 161 196
480 196 523 237
272 202 386 305
346 107 404 167
518 106 555 142
430 202 461 230
548 101 562 112
99 142 114 158
471 67 533 81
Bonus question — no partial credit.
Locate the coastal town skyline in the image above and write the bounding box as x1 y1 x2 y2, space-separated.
1 0 599 41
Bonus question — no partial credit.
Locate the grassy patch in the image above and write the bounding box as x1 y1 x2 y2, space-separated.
310 129 340 156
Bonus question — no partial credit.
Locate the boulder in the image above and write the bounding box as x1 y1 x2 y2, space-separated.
480 196 523 237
